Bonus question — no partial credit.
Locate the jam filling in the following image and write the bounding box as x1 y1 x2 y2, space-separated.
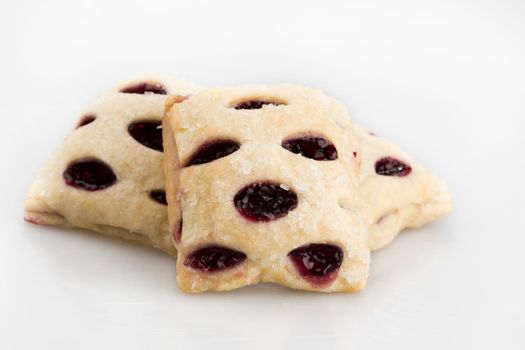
76 115 96 128
128 121 163 152
119 82 167 95
375 157 412 177
288 243 343 286
234 99 283 110
63 159 117 191
172 219 183 244
234 182 298 222
282 136 338 161
149 190 167 205
186 140 240 166
184 246 246 272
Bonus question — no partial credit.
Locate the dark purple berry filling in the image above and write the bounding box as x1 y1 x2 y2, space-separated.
234 99 283 110
282 136 338 161
173 219 183 244
76 115 96 128
184 246 246 272
119 82 167 95
128 121 163 152
186 140 240 166
234 182 298 222
288 243 343 286
375 157 412 177
63 159 117 191
149 190 167 205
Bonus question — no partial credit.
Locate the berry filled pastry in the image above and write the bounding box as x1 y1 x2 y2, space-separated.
163 85 371 293
355 125 452 250
24 77 200 255
25 75 451 263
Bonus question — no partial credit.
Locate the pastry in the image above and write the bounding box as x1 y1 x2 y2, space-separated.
355 125 452 250
163 85 371 292
25 76 451 260
24 77 200 255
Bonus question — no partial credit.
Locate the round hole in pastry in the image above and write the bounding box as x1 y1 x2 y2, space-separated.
232 98 286 110
63 159 117 191
184 246 247 273
234 182 298 222
375 157 412 177
185 139 240 166
128 120 163 152
288 243 343 286
281 135 338 161
149 190 167 205
119 82 167 95
76 114 96 128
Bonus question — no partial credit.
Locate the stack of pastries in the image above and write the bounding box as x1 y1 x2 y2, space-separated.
25 77 451 293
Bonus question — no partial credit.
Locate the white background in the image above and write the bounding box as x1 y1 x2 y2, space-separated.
1 0 524 349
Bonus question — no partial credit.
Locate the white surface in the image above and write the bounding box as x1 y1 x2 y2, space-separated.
1 0 524 349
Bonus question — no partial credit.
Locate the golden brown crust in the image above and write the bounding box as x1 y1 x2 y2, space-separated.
162 96 187 247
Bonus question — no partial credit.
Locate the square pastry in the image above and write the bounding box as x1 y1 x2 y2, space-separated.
163 85 371 292
24 77 200 255
25 76 451 262
355 125 452 250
